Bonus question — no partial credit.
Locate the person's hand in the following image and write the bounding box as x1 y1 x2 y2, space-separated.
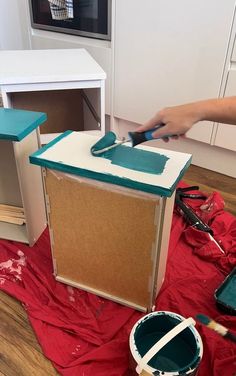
136 103 202 142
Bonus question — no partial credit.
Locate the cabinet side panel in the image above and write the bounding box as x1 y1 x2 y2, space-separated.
45 170 160 309
14 131 47 245
0 140 22 206
154 194 175 297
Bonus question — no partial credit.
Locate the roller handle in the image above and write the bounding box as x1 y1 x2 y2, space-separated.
128 124 165 147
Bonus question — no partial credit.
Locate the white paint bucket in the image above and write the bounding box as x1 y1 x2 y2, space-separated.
129 311 203 376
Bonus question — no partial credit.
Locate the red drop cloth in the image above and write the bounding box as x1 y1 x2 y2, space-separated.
0 185 236 376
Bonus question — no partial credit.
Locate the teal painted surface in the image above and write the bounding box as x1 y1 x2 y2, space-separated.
91 131 169 174
30 131 191 197
0 108 47 141
134 314 201 374
111 146 168 174
91 131 116 155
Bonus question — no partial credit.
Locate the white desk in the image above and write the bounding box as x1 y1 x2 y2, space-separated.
0 48 106 143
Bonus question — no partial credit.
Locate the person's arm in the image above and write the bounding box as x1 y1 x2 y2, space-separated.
136 97 236 141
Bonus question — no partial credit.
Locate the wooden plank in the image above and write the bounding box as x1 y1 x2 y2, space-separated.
0 211 25 218
0 216 25 225
0 204 24 213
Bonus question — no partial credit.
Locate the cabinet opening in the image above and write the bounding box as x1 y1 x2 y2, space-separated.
0 140 27 241
11 88 101 144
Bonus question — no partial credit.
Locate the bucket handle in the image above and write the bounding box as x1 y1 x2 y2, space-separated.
136 317 196 374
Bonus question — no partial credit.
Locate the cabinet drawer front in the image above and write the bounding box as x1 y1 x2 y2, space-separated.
215 70 236 152
214 123 236 151
231 35 236 62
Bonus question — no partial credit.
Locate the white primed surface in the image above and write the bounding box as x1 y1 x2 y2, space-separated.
35 132 192 191
113 0 235 144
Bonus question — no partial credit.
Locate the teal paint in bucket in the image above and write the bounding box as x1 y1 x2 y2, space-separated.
129 311 203 376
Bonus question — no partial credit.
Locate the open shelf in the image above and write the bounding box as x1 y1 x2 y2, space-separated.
10 89 102 144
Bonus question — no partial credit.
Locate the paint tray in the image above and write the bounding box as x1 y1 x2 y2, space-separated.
214 267 236 315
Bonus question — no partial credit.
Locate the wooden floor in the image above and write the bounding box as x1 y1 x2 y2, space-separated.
0 165 235 376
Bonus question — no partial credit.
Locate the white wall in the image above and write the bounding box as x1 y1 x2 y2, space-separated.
0 0 30 50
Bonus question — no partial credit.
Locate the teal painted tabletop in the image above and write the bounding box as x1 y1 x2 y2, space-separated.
0 108 47 141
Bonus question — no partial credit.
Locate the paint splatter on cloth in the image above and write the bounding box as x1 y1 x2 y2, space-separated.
0 184 236 375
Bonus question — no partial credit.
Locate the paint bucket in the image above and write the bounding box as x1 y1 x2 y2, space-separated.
129 311 203 376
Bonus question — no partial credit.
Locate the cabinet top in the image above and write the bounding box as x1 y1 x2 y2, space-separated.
30 131 192 197
0 49 106 85
0 108 46 141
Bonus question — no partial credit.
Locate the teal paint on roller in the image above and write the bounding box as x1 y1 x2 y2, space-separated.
91 125 168 155
91 131 169 175
90 131 117 157
111 146 168 174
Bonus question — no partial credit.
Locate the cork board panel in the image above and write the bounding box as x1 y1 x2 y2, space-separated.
11 89 84 134
45 171 160 309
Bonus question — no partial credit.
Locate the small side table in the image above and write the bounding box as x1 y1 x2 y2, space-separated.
0 108 47 245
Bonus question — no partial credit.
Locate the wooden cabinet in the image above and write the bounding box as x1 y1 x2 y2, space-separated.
113 0 235 144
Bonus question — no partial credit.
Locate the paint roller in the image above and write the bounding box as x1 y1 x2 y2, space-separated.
91 124 168 155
